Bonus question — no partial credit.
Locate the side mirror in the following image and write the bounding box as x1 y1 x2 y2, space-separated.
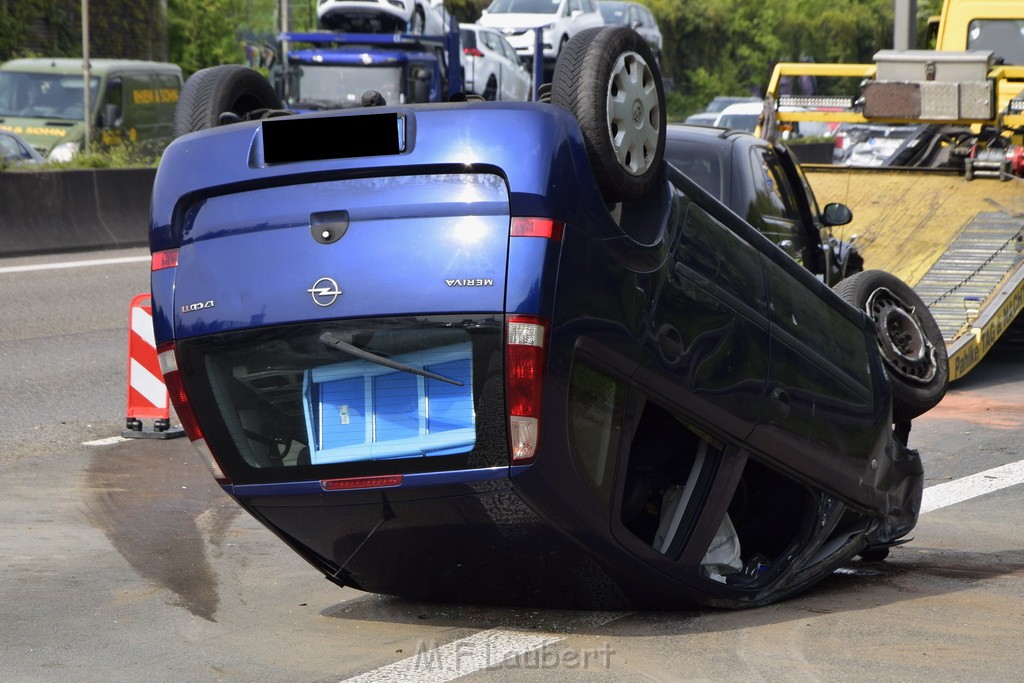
570 8 582 17
822 202 852 227
99 102 121 128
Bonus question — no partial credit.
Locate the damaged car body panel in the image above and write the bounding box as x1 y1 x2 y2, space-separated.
150 31 936 609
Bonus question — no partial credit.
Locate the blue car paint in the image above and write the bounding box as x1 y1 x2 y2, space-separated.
151 100 922 609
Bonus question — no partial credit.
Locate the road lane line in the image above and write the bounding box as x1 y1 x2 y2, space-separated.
340 611 623 682
0 255 149 274
82 437 128 446
920 459 1024 513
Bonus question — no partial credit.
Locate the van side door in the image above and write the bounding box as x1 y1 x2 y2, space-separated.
637 170 770 441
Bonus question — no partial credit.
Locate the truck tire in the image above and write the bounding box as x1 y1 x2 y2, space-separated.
550 27 665 202
173 65 283 137
834 270 949 422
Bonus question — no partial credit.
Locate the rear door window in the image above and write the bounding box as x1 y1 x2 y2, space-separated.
175 316 507 484
749 148 808 264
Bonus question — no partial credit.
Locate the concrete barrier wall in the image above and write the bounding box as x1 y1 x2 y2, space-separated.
0 168 155 257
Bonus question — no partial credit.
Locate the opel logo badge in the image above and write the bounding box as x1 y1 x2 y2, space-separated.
308 277 343 307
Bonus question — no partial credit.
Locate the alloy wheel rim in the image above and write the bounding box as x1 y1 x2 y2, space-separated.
606 51 660 176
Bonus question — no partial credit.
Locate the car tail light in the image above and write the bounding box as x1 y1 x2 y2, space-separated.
321 475 404 491
510 217 564 240
157 341 230 484
463 47 485 58
151 248 179 271
506 315 549 464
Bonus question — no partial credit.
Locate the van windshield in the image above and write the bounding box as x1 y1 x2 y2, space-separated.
0 71 100 119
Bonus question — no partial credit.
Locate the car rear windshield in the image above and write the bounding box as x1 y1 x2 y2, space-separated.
176 315 507 485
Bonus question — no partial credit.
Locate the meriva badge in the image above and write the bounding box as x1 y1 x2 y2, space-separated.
445 278 494 287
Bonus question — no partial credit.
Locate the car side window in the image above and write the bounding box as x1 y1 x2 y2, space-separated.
500 37 520 63
748 147 810 264
0 134 21 160
752 149 801 222
481 30 498 52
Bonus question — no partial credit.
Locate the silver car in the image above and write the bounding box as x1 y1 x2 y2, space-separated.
0 129 45 165
597 1 662 60
460 24 533 100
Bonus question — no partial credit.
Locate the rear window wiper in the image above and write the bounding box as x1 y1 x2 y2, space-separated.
319 332 465 386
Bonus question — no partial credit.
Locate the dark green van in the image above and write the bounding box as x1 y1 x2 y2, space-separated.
0 58 182 160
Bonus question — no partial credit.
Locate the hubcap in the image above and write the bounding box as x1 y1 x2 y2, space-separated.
606 51 660 176
866 287 937 383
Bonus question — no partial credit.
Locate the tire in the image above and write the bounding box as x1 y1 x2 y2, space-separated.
483 75 498 101
833 270 949 422
172 65 283 138
410 6 425 34
550 26 666 202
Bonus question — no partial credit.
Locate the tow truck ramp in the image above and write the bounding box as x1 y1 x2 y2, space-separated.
806 168 1024 380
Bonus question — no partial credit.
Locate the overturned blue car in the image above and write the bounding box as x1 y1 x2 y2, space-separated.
150 27 948 609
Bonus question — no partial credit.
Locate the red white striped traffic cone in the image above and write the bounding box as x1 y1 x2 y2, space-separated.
124 293 183 439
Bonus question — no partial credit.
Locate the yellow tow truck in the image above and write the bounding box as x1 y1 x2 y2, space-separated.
761 0 1024 380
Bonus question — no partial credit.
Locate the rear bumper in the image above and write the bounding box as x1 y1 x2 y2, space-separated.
232 468 638 608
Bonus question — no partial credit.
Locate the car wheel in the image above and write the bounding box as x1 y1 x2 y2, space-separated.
550 26 666 202
410 6 425 34
483 75 498 101
833 270 949 422
172 65 283 137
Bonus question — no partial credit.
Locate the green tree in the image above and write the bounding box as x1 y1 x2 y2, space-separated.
646 0 899 119
168 0 246 76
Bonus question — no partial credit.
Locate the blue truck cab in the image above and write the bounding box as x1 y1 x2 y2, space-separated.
274 28 462 109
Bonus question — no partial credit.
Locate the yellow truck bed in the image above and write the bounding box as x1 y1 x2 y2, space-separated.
807 166 1024 380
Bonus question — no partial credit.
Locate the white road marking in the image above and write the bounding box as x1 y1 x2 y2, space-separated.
340 612 623 683
920 459 1024 513
0 255 149 275
82 436 128 446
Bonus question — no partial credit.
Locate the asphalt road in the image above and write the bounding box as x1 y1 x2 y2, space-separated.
1 248 1022 681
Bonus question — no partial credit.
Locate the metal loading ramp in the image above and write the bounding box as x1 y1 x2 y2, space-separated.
914 212 1024 344
805 167 1024 380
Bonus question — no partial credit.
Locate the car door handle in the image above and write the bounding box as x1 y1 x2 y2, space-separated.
657 324 683 361
673 261 708 286
770 387 791 418
310 210 350 244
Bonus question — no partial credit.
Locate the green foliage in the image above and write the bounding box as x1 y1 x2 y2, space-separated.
52 140 161 167
0 0 168 61
647 0 900 119
169 0 246 76
0 140 158 171
447 0 491 23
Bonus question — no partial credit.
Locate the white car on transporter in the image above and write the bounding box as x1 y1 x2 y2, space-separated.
477 0 604 66
460 23 533 100
317 0 447 34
